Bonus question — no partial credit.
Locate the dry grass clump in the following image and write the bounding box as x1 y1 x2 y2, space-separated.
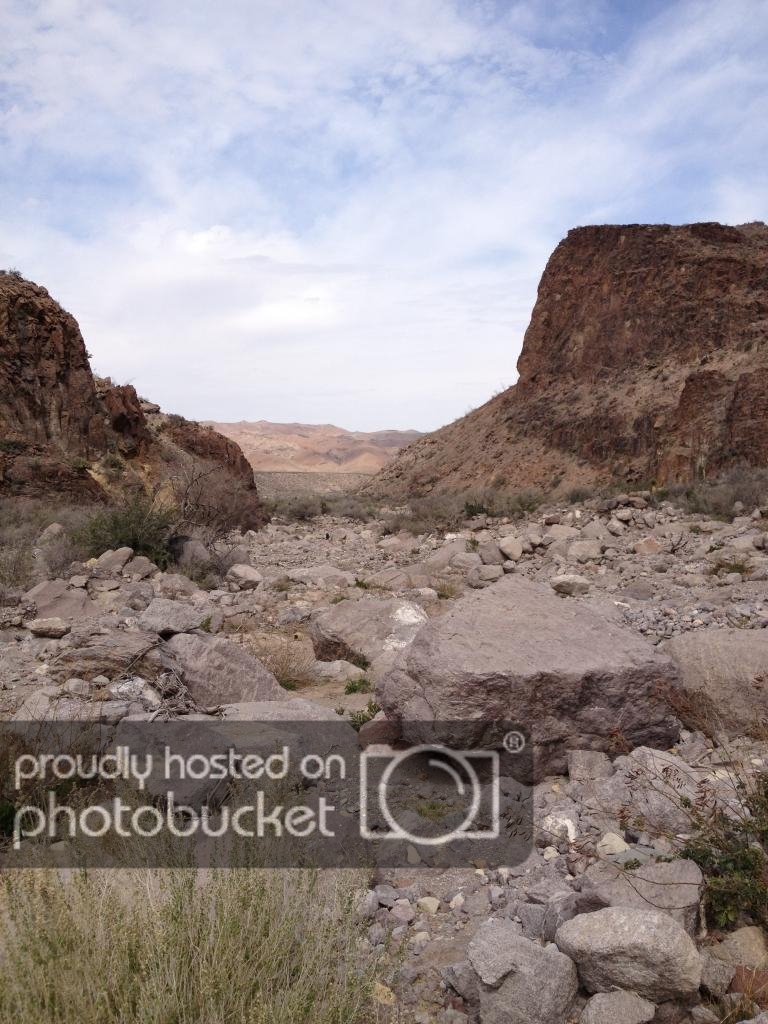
662 466 768 519
381 488 544 536
245 635 318 690
0 868 377 1024
0 497 88 588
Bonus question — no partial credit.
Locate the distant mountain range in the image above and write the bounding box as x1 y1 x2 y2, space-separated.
207 420 422 474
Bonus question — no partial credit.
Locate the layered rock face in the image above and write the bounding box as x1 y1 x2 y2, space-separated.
0 273 265 518
369 221 768 497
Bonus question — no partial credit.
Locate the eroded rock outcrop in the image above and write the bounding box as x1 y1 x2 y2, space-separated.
369 221 768 497
0 272 266 523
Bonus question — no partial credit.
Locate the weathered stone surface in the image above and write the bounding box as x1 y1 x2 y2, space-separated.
663 628 768 738
93 547 134 574
377 577 679 774
577 858 703 934
555 908 701 1000
23 579 94 620
580 990 656 1024
710 927 768 970
699 951 736 999
225 564 263 589
288 564 355 588
165 633 284 706
472 926 578 1024
551 574 590 596
12 687 136 725
218 698 345 723
498 536 524 561
580 746 714 836
50 630 163 682
137 598 212 636
468 919 525 986
25 617 70 638
567 750 614 784
310 597 428 677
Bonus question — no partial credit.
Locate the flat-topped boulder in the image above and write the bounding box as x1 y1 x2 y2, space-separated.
377 576 680 774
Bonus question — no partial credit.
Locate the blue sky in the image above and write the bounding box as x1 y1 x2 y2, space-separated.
1 0 766 431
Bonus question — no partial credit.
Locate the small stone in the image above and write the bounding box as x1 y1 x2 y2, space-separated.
580 990 656 1024
595 831 630 856
498 536 524 561
417 896 440 916
25 617 70 638
551 574 590 596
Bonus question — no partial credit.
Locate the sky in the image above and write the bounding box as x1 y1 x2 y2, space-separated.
1 0 767 432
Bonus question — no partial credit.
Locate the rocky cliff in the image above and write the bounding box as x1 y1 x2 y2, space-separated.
0 272 265 522
368 222 768 498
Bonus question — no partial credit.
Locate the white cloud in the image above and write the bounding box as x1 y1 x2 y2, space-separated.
0 0 766 431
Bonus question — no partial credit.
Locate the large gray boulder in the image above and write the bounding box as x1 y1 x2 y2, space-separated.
23 579 95 620
50 629 164 682
377 577 679 774
309 597 427 678
577 858 703 935
166 633 285 706
468 920 577 1024
138 598 212 636
663 628 768 738
555 907 701 1001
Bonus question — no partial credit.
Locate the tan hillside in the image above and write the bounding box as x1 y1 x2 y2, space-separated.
209 419 421 475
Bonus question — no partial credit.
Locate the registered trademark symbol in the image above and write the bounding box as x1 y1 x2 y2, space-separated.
503 730 526 754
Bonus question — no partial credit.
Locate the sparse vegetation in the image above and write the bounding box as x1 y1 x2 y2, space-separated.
435 578 462 600
256 637 318 690
0 497 88 588
349 700 380 731
662 466 768 520
0 868 377 1024
344 677 373 695
681 771 768 928
620 747 768 931
75 490 176 567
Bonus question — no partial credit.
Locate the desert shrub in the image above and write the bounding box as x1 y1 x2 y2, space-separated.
76 491 175 566
0 544 33 588
101 451 125 481
681 771 768 928
566 486 595 504
435 578 462 600
665 466 768 519
320 494 377 521
0 438 28 454
0 868 376 1024
620 746 768 930
349 700 380 731
344 677 373 695
0 498 88 588
170 459 264 538
257 638 317 690
267 494 324 522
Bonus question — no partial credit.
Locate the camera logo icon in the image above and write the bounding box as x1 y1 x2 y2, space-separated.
359 745 500 845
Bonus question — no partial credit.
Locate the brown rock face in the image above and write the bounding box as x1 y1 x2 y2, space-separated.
0 274 105 457
368 222 768 498
0 272 265 523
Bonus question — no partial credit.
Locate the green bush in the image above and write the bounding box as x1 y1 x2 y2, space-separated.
76 492 175 567
682 771 768 928
349 700 380 731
